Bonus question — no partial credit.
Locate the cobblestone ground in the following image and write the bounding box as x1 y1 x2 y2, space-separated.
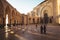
0 24 60 40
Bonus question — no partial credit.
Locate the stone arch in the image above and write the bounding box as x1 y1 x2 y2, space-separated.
43 10 48 13
43 10 48 17
33 18 35 24
5 6 11 25
40 5 52 17
5 6 11 14
11 10 16 25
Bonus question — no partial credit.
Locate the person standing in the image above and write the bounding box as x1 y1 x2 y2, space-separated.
40 17 44 34
43 13 49 34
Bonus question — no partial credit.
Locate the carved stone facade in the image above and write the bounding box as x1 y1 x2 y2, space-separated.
28 0 60 24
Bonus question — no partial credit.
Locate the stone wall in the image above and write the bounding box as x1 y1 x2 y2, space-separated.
0 0 22 26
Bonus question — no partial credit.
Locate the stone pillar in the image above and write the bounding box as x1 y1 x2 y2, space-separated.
10 19 11 27
3 17 5 26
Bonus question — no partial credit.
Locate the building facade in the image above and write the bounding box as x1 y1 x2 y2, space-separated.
21 14 28 25
29 0 60 24
27 10 40 24
0 0 22 26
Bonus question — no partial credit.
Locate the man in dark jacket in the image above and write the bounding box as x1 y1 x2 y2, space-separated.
43 13 49 34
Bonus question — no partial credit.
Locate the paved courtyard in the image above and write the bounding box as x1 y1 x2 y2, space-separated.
0 24 60 40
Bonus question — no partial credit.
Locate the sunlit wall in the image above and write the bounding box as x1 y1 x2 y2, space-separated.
57 0 60 24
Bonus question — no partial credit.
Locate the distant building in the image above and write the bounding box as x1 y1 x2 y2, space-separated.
27 11 40 24
21 14 28 25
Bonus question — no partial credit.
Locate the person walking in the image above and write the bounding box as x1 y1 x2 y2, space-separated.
36 24 37 29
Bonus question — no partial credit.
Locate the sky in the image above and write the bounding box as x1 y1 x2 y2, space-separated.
7 0 44 14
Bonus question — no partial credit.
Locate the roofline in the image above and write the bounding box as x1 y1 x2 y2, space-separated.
37 1 46 6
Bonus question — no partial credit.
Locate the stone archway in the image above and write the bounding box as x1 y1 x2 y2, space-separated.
43 10 48 16
33 18 35 24
43 10 48 14
5 6 11 26
41 6 53 17
37 18 39 24
39 5 53 23
11 10 16 26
